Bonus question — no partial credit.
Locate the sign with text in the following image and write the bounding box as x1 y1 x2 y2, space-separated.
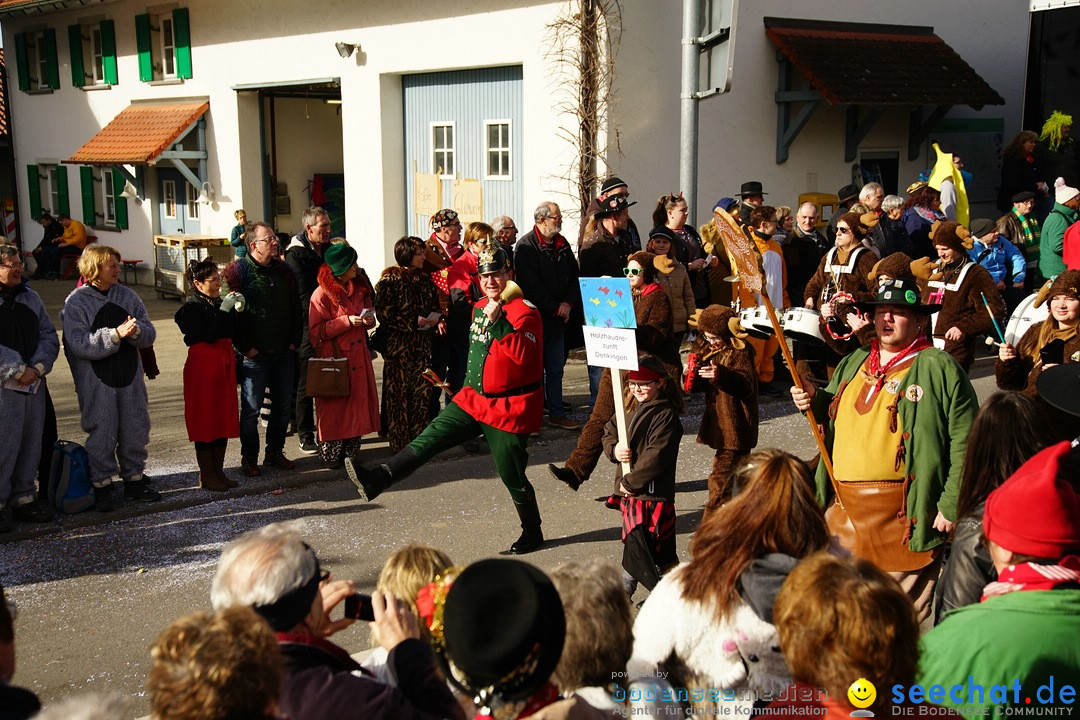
414 173 442 218
579 277 636 329
452 178 483 224
583 327 638 371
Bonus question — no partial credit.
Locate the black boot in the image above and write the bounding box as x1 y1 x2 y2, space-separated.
509 495 544 554
345 446 421 501
95 483 115 512
547 463 581 491
124 475 162 503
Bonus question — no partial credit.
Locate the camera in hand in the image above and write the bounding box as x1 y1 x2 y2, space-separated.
344 593 374 621
1040 338 1066 366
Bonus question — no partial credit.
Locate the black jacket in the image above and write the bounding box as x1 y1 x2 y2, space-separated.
277 635 464 720
933 504 995 625
513 230 580 331
173 291 238 347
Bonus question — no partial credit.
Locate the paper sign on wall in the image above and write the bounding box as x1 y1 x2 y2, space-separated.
414 173 442 218
452 178 483 224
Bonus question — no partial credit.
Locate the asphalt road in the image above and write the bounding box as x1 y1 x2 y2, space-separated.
0 278 1003 717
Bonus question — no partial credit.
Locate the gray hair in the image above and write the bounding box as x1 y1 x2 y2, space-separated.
34 692 129 720
796 201 818 217
859 182 883 201
211 523 318 611
301 206 328 230
0 244 19 262
881 195 905 212
245 221 275 248
491 215 514 233
533 203 558 223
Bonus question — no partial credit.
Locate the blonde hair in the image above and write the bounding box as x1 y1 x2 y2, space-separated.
234 209 246 221
77 245 120 283
374 544 453 645
464 222 493 248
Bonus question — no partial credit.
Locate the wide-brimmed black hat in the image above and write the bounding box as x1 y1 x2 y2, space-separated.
438 558 565 704
595 193 636 217
855 278 941 314
1036 364 1080 418
837 183 860 204
738 181 767 197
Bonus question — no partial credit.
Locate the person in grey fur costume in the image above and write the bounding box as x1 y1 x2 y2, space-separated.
60 245 160 511
0 244 58 532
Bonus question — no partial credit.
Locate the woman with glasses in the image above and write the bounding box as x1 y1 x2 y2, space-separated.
652 192 712 307
374 237 443 452
549 251 680 495
61 245 160 511
803 211 879 379
0 245 58 532
308 243 379 468
174 257 244 491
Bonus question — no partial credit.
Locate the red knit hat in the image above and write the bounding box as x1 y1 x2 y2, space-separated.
984 442 1080 559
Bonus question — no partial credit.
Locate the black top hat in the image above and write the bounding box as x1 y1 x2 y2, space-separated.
595 193 636 217
438 559 565 704
477 245 511 275
738 181 767 197
855 278 941 314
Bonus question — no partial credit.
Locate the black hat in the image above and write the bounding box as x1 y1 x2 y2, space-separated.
969 218 997 238
1036 364 1080 418
1011 190 1036 204
647 226 678 243
837 183 860 204
477 245 510 275
595 193 636 217
738 181 767 197
439 559 565 704
855 278 941 314
600 176 628 195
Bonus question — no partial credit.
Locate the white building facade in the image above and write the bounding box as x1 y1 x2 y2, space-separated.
1 0 1030 280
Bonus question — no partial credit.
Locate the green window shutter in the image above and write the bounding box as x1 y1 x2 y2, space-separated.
68 24 85 88
173 8 192 79
14 33 30 92
43 28 59 89
101 20 118 85
135 14 153 81
113 170 128 230
80 166 96 225
26 165 41 219
56 166 69 215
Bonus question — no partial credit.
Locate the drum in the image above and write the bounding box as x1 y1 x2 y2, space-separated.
782 307 824 345
738 306 774 339
1005 293 1049 347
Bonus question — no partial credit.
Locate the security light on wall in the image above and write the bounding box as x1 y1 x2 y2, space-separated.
197 181 216 206
335 42 360 59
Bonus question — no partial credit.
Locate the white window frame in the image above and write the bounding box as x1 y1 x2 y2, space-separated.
95 167 117 227
431 121 455 180
25 30 48 91
39 164 60 216
159 14 177 79
162 180 177 219
186 183 200 221
89 25 105 85
483 119 513 181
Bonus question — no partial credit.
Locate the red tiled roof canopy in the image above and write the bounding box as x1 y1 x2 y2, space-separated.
66 102 209 165
764 17 1004 107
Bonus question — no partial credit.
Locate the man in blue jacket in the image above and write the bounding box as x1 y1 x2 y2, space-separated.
968 217 1026 312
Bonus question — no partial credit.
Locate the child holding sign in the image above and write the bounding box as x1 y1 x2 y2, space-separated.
602 354 684 596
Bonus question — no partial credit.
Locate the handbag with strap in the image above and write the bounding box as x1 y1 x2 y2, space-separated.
824 478 935 572
305 337 350 398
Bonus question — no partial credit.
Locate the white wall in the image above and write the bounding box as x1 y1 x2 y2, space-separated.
3 0 1030 279
612 0 1030 228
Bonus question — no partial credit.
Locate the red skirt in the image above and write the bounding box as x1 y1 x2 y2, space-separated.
183 338 240 442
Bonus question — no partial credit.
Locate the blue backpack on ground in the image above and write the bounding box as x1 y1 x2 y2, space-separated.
48 440 95 514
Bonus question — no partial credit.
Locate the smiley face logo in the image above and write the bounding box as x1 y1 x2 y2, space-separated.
848 678 877 709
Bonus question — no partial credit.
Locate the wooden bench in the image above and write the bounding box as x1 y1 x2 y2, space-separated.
120 259 142 285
